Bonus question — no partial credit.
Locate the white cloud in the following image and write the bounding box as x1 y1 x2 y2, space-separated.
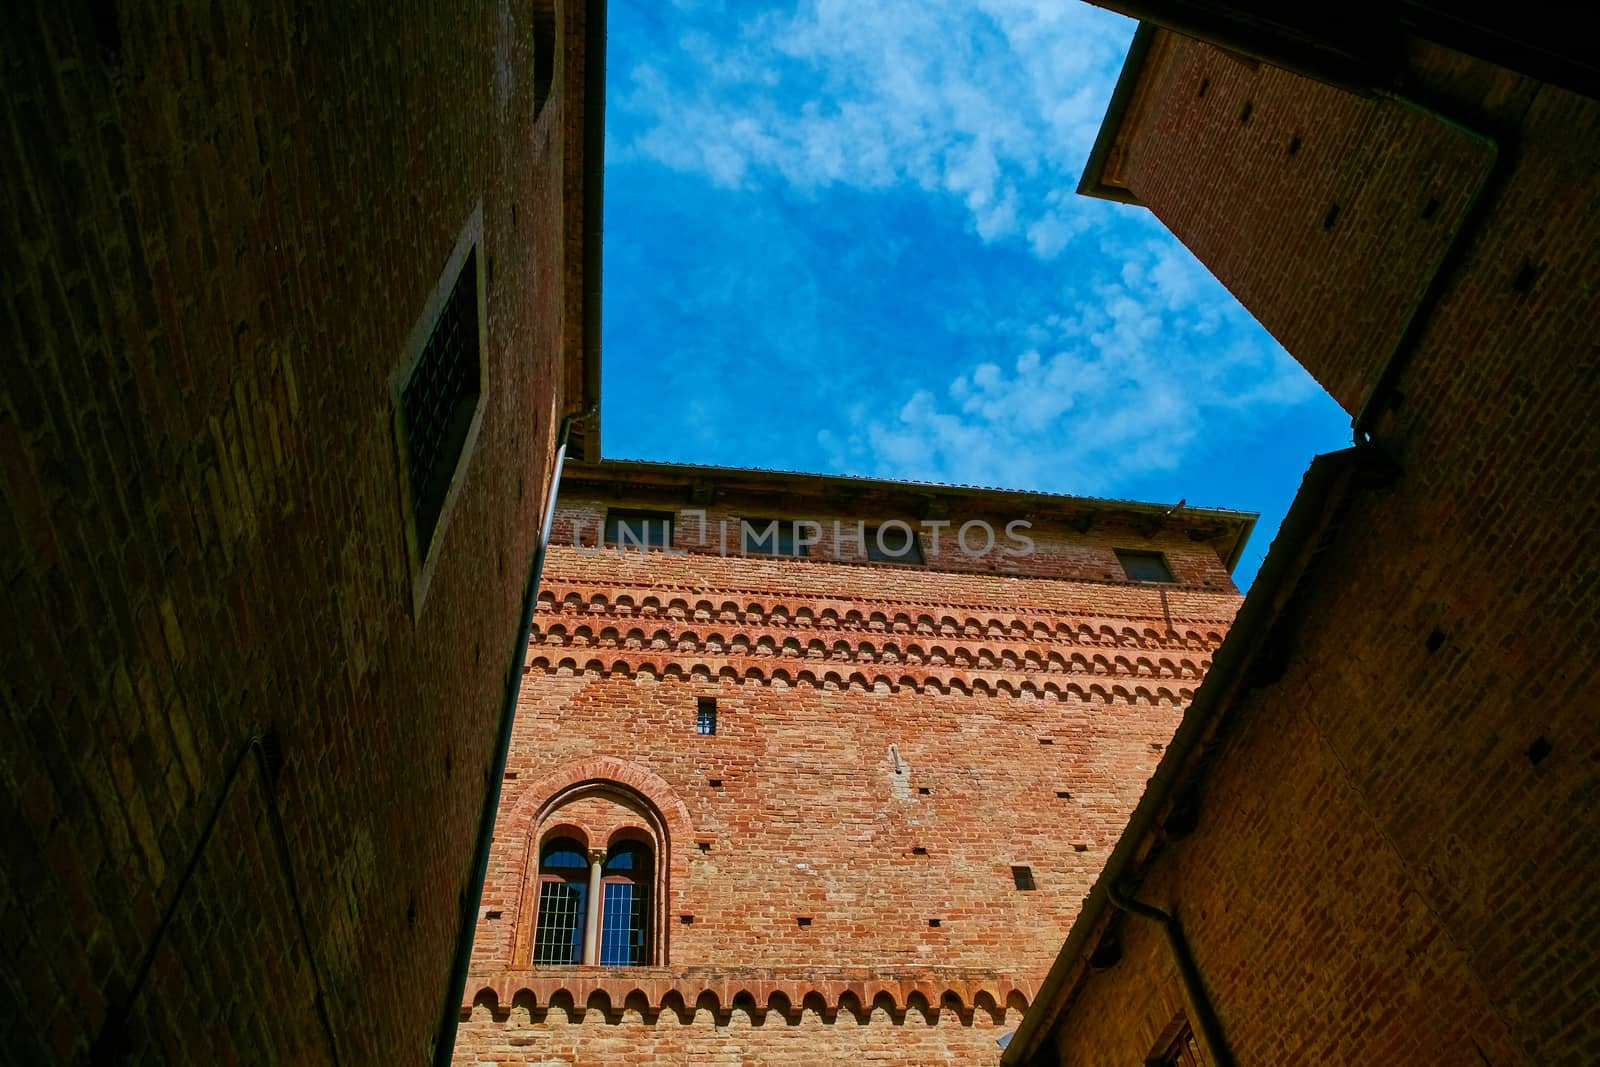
817 239 1323 495
612 0 1136 254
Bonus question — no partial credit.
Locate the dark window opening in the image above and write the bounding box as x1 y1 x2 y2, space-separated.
1116 549 1176 583
400 249 481 556
1011 865 1036 891
866 524 925 563
606 508 674 550
1150 1021 1206 1066
740 517 809 556
696 697 717 735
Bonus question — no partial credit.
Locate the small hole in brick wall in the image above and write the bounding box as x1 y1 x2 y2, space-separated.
485 909 502 920
912 846 928 856
1238 101 1253 123
927 918 942 928
1511 262 1541 295
1287 134 1302 156
1150 742 1164 751
680 914 694 924
1196 78 1209 98
1420 197 1440 220
698 842 711 853
1323 204 1342 230
1039 737 1054 745
1425 628 1446 653
1526 737 1553 765
1011 866 1036 891
797 916 812 927
1057 790 1071 799
504 770 518 779
1073 843 1089 853
918 786 931 795
708 778 723 788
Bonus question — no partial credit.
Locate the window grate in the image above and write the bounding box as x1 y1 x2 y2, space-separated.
599 882 650 965
401 250 481 555
697 698 717 735
532 880 586 965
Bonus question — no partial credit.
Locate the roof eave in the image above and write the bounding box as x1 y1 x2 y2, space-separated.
1077 22 1156 207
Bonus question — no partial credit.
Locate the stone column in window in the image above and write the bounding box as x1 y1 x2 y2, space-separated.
582 848 605 964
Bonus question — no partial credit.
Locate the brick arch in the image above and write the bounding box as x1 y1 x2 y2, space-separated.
504 757 695 970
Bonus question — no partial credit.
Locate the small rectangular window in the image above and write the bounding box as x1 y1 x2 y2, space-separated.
696 698 717 736
1149 1021 1206 1066
1011 865 1036 891
400 250 482 558
865 524 925 563
606 509 674 550
1116 549 1176 583
740 517 808 557
391 206 489 617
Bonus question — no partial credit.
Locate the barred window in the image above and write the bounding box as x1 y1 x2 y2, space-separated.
400 249 481 557
531 839 588 965
599 842 653 966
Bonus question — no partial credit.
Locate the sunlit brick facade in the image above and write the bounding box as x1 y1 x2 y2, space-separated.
453 460 1252 1065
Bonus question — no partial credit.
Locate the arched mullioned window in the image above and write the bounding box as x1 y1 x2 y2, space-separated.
515 769 681 969
532 838 590 965
598 840 653 965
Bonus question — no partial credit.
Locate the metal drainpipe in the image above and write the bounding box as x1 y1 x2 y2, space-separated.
1350 94 1503 446
432 408 586 1066
1107 884 1236 1067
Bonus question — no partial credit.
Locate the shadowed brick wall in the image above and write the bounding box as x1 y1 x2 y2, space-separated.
1034 31 1600 1067
0 1 593 1061
454 465 1251 1065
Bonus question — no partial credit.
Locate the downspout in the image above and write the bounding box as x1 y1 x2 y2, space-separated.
432 408 585 1066
1351 95 1504 446
1107 884 1236 1067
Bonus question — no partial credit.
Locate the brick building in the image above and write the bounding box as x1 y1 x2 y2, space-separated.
1 2 602 1062
1004 22 1600 1067
451 460 1254 1064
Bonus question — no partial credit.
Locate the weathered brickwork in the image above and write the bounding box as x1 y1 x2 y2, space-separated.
1 2 595 1061
455 464 1251 1064
1028 30 1600 1067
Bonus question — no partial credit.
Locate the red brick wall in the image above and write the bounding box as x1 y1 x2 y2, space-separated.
1117 34 1498 413
455 481 1246 1064
0 2 588 1061
1040 36 1600 1067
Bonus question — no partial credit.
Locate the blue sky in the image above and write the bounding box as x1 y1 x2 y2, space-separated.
599 0 1350 589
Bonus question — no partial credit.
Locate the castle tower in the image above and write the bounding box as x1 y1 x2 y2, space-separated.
453 459 1253 1064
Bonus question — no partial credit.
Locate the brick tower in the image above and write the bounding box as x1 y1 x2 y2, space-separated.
453 459 1253 1064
